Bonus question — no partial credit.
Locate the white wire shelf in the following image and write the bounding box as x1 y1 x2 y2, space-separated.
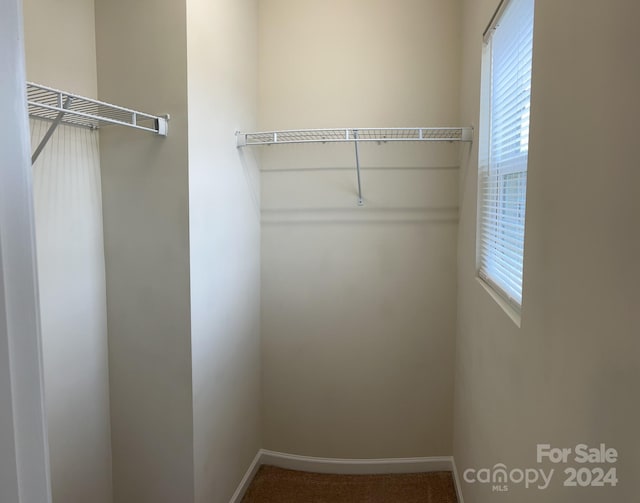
236 127 473 147
27 82 169 164
27 82 169 135
236 127 473 207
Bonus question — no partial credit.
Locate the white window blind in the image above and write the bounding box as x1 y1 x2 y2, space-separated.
478 0 534 310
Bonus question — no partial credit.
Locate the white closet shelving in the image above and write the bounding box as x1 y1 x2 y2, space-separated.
27 82 169 163
236 127 473 147
236 126 473 205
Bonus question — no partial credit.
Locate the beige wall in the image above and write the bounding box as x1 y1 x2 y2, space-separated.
23 0 97 94
95 1 193 502
259 0 461 457
455 1 640 501
186 0 262 502
22 1 112 502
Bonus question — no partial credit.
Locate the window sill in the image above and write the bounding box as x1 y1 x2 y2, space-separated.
476 277 522 328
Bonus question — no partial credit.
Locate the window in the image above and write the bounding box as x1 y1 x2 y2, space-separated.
478 0 535 311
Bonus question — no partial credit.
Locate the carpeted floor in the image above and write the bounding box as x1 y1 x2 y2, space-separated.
241 465 458 503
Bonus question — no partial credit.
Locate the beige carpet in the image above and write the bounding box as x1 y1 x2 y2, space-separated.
242 465 458 503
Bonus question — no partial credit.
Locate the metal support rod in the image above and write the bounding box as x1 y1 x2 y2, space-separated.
31 96 73 164
353 129 364 206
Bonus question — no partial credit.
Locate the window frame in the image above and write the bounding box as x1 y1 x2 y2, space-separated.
476 0 535 316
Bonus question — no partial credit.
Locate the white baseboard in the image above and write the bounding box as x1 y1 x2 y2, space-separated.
228 450 262 503
230 449 464 503
451 457 465 503
260 449 453 475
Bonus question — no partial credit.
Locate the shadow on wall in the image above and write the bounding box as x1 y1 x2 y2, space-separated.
30 119 112 503
237 145 261 220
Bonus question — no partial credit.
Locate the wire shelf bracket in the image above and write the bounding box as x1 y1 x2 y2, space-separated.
235 127 473 205
27 82 169 164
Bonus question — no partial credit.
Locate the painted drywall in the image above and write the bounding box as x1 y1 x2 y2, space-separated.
259 0 461 457
0 250 19 503
454 1 640 501
95 1 194 502
0 1 51 501
29 121 112 503
186 1 262 503
22 1 112 502
22 0 97 95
